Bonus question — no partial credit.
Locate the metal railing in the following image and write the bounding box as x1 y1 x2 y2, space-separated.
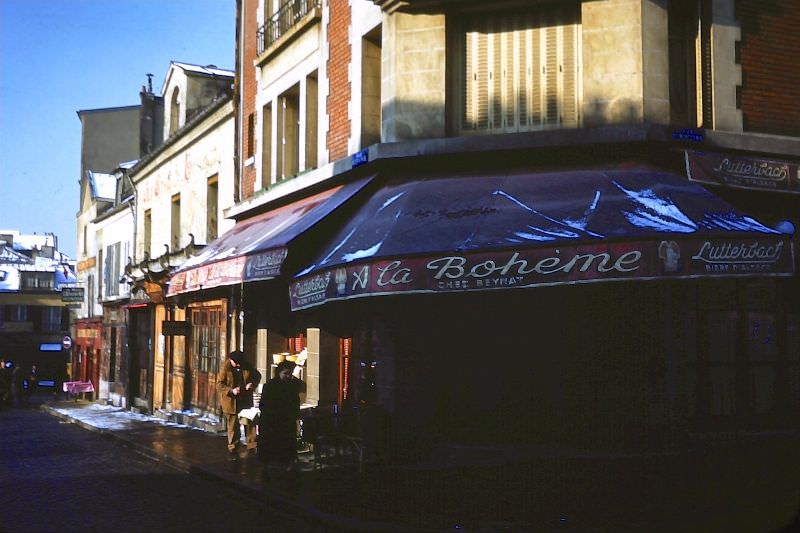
257 0 321 55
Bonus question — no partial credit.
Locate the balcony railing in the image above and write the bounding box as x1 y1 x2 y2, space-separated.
257 0 321 55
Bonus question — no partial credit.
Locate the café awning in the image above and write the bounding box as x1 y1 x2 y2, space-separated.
289 168 795 310
167 176 373 296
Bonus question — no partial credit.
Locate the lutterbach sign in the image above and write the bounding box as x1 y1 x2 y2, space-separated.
289 237 794 310
686 150 800 194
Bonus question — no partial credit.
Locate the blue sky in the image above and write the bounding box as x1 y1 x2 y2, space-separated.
0 0 235 258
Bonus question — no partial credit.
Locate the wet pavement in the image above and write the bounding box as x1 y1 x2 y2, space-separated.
41 399 800 532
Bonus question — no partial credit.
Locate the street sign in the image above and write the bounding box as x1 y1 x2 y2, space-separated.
61 287 85 302
62 335 73 350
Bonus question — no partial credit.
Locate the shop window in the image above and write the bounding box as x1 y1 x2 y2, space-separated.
788 315 800 410
339 337 352 404
192 308 223 374
459 5 580 134
288 333 306 353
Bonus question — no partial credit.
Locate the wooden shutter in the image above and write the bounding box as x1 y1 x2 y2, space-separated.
462 6 580 134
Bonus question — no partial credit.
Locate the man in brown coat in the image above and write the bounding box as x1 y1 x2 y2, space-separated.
217 350 261 456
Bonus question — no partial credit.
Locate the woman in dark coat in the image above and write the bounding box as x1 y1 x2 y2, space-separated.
258 360 304 465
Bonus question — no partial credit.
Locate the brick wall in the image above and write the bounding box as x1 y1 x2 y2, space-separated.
327 0 352 161
737 0 800 137
241 0 259 200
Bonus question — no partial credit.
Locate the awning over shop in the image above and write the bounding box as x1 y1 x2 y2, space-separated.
167 177 373 296
289 168 795 310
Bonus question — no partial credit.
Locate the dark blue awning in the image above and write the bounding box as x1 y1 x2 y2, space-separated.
290 168 795 310
168 176 373 296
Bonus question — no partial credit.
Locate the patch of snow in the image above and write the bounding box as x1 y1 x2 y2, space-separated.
613 181 697 233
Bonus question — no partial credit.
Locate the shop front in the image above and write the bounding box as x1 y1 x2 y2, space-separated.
289 165 797 458
164 177 374 429
72 317 103 397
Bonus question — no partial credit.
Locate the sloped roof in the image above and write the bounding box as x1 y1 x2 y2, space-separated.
160 61 234 95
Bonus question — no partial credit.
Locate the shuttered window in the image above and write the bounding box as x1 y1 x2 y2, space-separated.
462 7 580 133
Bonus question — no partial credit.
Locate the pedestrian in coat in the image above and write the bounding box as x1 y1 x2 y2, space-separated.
258 360 304 467
217 350 261 456
10 362 23 407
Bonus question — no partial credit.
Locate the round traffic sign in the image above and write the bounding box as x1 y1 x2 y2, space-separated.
62 335 73 350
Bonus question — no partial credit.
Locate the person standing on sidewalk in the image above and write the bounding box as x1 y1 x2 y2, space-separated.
258 360 304 468
217 350 261 457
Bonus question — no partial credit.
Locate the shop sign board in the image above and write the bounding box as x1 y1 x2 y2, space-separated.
61 286 84 302
290 237 795 310
168 256 246 296
686 150 800 194
162 320 189 336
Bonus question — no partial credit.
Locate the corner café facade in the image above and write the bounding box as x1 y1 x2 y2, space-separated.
167 142 798 456
286 149 798 457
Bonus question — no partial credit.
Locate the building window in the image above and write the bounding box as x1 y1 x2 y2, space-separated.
22 272 53 290
668 0 713 128
170 87 181 135
247 112 255 159
82 226 88 255
277 84 300 180
261 103 273 187
87 274 95 318
171 194 181 251
9 305 27 322
143 209 152 258
207 175 219 242
459 6 580 134
305 71 318 170
361 30 381 148
42 307 61 332
104 242 121 297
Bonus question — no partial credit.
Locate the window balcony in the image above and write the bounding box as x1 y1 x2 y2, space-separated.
257 0 322 59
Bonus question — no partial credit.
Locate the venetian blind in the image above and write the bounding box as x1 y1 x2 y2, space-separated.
463 7 580 133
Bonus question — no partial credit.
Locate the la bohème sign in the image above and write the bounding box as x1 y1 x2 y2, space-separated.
289 237 794 310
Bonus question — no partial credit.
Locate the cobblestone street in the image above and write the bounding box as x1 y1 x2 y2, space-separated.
0 396 317 533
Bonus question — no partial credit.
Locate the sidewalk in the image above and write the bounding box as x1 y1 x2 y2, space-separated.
42 400 800 532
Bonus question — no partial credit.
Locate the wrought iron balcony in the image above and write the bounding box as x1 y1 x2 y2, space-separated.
257 0 321 55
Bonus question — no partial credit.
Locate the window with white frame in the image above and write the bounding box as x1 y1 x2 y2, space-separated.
459 5 580 134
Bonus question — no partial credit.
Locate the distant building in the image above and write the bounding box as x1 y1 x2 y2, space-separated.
0 230 76 387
